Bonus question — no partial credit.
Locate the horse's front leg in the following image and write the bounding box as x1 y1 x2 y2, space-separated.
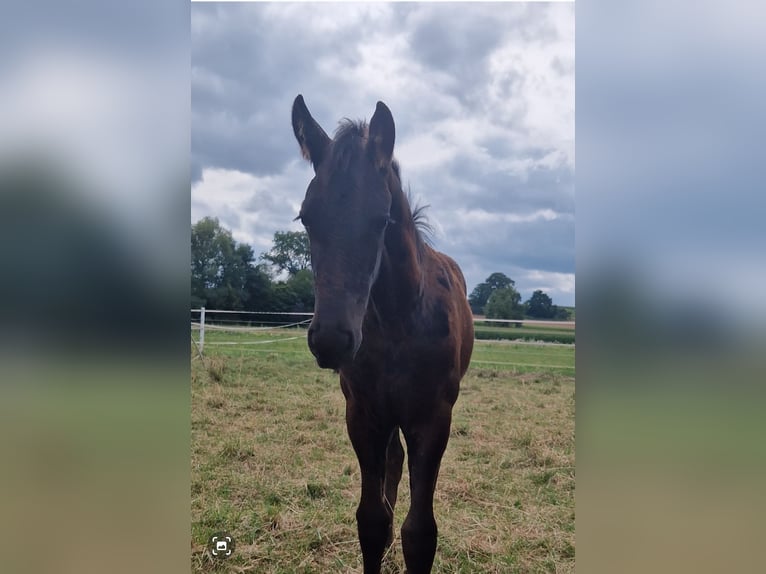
383 426 405 546
400 402 453 574
346 398 394 574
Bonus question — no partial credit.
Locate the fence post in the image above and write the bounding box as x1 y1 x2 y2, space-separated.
199 307 205 353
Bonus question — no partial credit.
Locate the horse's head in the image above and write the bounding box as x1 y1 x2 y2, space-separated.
291 95 396 370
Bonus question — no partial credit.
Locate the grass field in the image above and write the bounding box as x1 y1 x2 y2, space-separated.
474 323 575 345
191 329 575 573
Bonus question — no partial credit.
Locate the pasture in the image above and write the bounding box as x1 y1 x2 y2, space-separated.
191 329 575 573
474 322 575 345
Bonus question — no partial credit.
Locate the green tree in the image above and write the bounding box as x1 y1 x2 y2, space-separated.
485 286 523 323
191 221 318 313
191 217 225 299
485 272 514 291
268 269 315 313
525 290 554 318
191 217 255 309
469 272 514 314
523 290 571 320
260 230 311 276
553 306 571 320
243 264 275 311
283 268 315 312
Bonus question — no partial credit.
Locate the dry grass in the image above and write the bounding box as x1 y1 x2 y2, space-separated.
191 332 574 573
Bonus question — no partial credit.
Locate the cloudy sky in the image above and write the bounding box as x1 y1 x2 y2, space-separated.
191 2 575 306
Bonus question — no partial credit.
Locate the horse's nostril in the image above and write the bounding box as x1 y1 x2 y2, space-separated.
344 330 355 352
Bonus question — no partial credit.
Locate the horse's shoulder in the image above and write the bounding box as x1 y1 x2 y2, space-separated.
423 248 467 296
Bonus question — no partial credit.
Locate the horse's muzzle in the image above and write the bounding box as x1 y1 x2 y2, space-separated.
307 322 356 370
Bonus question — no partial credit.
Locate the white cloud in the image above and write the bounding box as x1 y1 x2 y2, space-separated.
520 269 576 298
485 10 575 169
456 208 571 225
396 132 460 171
192 162 307 250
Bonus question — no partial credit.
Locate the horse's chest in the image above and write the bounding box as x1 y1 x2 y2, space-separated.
343 338 457 409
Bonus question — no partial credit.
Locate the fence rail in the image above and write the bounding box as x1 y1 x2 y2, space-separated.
191 309 314 316
191 308 574 352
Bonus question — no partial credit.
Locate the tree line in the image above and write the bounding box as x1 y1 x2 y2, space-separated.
468 272 571 321
191 217 314 313
191 217 571 321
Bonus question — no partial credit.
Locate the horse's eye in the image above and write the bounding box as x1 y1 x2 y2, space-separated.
371 214 391 231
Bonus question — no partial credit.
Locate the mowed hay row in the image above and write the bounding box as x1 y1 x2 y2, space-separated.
191 336 574 573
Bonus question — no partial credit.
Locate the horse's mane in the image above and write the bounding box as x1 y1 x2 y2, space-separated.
409 194 433 248
331 119 367 172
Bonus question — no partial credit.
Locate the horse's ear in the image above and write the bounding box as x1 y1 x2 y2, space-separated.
292 95 330 170
368 101 395 170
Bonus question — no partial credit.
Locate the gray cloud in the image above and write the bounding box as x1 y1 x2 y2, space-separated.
191 2 575 305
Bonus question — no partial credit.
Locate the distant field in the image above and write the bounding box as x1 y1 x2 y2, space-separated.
474 323 575 344
191 329 575 573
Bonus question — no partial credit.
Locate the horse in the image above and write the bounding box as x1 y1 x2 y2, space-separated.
291 95 474 573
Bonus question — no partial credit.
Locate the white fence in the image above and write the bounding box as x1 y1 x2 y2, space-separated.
190 308 313 352
191 308 574 352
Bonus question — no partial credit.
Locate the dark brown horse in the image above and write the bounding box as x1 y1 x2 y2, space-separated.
291 95 474 573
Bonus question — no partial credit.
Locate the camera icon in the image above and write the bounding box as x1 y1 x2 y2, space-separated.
208 532 235 559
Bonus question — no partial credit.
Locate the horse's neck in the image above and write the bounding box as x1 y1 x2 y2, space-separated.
369 185 423 324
